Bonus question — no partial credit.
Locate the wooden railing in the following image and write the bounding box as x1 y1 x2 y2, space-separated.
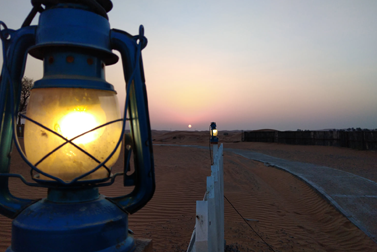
187 144 224 252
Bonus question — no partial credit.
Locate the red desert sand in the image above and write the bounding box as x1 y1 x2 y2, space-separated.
1 130 377 251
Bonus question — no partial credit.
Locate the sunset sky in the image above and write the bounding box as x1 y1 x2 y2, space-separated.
1 0 377 130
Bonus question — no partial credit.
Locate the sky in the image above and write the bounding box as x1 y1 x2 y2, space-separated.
1 0 377 131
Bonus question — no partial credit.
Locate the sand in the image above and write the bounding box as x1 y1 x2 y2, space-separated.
1 131 377 251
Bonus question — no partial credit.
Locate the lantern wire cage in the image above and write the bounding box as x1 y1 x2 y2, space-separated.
0 20 146 188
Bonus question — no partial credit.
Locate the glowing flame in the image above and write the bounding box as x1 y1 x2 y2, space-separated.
59 108 101 144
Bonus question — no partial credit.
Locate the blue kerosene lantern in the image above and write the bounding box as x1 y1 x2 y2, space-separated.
0 1 155 251
210 122 218 144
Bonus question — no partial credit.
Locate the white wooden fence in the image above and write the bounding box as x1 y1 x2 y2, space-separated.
187 144 224 252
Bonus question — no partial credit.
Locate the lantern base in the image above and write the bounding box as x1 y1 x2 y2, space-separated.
6 195 135 252
6 238 134 252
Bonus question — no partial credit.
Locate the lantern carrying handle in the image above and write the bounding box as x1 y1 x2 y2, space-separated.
0 25 38 219
107 26 155 214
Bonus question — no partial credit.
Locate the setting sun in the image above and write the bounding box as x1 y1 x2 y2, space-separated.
188 124 192 128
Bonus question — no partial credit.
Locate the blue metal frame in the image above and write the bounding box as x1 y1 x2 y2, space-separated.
0 25 37 219
108 28 155 214
0 2 155 251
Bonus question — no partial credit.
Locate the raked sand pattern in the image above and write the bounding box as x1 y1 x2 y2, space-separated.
1 131 377 251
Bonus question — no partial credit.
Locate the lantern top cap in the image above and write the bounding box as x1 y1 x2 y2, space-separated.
210 122 217 129
31 0 113 18
28 1 119 65
92 0 113 12
32 0 113 12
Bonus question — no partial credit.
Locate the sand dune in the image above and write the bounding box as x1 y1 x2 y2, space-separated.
1 132 377 251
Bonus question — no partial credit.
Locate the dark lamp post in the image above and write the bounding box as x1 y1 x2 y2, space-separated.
0 1 155 251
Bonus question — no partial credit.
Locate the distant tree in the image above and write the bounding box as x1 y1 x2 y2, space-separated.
18 77 33 126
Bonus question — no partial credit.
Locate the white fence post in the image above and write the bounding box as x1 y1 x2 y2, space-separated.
213 144 218 163
187 143 224 252
218 144 224 251
195 201 209 252
207 174 218 251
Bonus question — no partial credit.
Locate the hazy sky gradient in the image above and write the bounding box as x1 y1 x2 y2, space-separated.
1 0 377 130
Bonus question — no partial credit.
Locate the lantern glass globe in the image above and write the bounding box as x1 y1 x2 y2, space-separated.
24 88 122 181
212 129 218 137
